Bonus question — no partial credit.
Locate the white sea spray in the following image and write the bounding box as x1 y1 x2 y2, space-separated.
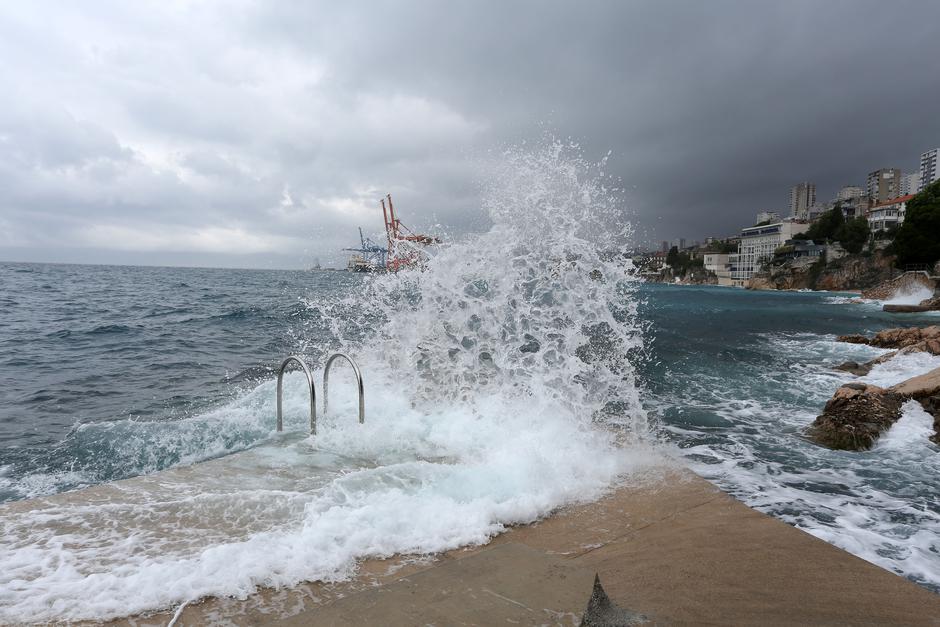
0 141 657 623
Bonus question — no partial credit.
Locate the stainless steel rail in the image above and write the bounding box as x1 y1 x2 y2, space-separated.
323 353 365 424
276 355 317 434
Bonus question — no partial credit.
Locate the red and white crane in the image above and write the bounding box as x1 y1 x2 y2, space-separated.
380 194 438 272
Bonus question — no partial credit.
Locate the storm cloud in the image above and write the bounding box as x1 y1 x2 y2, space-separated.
1 1 938 267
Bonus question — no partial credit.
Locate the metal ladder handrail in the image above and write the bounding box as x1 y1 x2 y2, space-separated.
323 353 365 424
276 355 317 434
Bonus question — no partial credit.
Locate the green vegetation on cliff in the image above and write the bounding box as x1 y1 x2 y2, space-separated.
666 246 703 274
795 205 870 254
892 179 940 268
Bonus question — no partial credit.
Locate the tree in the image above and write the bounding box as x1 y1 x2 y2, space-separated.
666 246 679 267
706 240 738 254
804 206 845 242
893 179 940 267
835 216 870 254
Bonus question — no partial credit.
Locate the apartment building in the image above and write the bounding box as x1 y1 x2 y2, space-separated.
920 148 939 191
729 221 801 286
867 168 902 204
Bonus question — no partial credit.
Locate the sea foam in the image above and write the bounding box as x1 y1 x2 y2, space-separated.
0 141 655 623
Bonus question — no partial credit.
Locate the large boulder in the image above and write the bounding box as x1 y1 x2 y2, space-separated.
833 361 871 376
889 367 940 399
811 367 940 450
806 384 904 451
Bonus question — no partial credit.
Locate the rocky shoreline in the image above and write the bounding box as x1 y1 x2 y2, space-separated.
807 326 940 450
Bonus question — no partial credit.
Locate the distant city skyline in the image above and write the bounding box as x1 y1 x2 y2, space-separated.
1 1 939 268
664 145 938 248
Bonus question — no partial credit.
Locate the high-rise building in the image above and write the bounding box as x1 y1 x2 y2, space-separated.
900 172 920 196
919 148 939 192
661 240 669 253
789 183 816 220
836 186 864 202
867 168 902 204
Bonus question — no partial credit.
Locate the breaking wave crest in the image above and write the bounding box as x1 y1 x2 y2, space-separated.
0 142 656 623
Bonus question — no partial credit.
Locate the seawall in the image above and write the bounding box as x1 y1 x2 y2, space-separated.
4 459 924 624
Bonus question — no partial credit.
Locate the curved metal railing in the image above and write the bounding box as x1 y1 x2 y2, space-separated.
323 353 365 424
276 355 317 434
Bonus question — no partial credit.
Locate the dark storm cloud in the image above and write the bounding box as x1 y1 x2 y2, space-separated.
1 0 938 267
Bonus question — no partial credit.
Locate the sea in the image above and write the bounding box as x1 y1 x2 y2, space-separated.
1 146 939 622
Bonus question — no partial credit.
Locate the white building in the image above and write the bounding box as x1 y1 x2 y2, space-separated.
866 194 913 232
729 221 801 286
919 148 939 192
703 253 732 286
756 211 780 224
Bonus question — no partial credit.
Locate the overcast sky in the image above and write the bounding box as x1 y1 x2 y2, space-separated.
1 1 938 268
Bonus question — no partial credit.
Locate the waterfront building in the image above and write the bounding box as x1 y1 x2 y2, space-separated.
789 183 816 220
920 148 939 192
837 186 864 202
756 211 780 224
867 168 902 204
729 221 801 286
703 253 732 286
866 194 913 232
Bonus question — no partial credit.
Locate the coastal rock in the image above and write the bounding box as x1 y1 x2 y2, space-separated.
918 295 940 310
834 361 871 376
836 334 871 345
889 367 940 445
838 326 940 352
806 384 903 451
889 366 940 399
813 251 896 292
883 304 932 313
918 394 940 445
747 258 815 291
869 326 940 350
861 272 936 301
812 367 940 451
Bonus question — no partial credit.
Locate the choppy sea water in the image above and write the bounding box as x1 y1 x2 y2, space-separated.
1 144 661 622
640 284 940 594
1 148 938 621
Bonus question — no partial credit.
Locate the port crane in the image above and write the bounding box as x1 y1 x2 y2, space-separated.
343 227 388 272
381 194 438 272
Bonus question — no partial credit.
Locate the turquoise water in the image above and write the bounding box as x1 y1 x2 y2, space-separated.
1 263 938 594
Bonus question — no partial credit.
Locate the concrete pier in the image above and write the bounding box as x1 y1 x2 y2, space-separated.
99 465 940 626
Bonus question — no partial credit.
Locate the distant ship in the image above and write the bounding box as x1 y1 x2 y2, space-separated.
346 255 379 272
